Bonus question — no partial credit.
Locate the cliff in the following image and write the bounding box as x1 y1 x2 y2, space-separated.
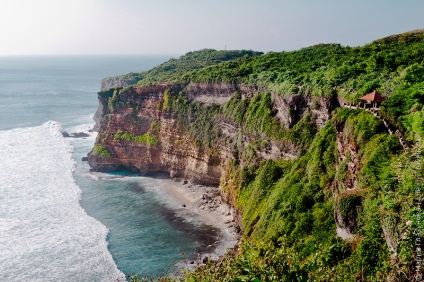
90 83 225 185
89 82 336 186
90 31 424 281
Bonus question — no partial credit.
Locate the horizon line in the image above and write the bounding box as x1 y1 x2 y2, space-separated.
0 53 184 57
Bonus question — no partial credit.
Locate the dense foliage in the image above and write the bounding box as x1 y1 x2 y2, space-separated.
114 30 424 281
180 30 424 103
103 49 262 88
178 110 418 281
175 30 423 281
93 144 111 158
114 130 159 146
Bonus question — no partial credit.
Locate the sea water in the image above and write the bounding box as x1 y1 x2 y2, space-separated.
0 121 123 281
0 56 220 281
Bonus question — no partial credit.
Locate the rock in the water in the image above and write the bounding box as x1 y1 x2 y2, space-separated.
61 131 70 137
72 132 90 138
82 157 89 161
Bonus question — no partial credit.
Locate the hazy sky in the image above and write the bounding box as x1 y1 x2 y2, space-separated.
1 0 423 55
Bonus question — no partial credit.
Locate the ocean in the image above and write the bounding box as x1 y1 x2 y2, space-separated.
0 56 221 281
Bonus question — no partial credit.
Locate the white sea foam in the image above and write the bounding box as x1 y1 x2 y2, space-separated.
0 121 125 282
66 119 98 139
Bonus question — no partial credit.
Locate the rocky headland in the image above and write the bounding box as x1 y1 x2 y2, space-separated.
88 36 424 280
88 82 336 186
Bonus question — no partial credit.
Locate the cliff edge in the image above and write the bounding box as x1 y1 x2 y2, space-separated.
89 32 424 280
88 82 335 185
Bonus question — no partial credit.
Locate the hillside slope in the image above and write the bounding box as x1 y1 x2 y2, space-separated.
100 49 262 90
90 30 424 281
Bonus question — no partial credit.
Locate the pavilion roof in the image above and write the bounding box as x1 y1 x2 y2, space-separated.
359 91 386 102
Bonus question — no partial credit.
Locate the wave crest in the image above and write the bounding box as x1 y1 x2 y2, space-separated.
0 122 125 282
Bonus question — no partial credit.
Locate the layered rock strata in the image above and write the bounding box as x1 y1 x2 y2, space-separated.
89 82 337 186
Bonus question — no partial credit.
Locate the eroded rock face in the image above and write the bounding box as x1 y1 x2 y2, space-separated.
332 117 367 240
185 83 263 105
272 93 338 130
89 83 223 185
333 119 360 191
89 82 336 185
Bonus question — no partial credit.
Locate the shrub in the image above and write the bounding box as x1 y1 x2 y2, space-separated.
93 145 111 158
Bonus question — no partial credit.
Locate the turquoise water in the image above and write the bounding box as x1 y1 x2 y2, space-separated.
0 56 220 281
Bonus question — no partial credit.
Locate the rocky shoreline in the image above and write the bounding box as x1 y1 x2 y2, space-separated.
74 125 238 277
147 180 241 276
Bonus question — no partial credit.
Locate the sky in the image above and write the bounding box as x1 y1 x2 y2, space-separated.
0 0 423 55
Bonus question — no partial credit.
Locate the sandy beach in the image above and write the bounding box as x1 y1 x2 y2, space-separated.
147 179 240 273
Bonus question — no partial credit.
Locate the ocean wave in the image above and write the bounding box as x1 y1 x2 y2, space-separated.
0 121 125 282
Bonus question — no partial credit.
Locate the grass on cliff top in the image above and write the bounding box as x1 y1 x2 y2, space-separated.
189 35 424 99
103 29 424 104
102 49 262 88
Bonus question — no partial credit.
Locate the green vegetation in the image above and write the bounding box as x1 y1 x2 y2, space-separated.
179 109 416 281
101 30 424 281
382 81 424 135
154 90 414 280
114 130 159 146
176 30 424 103
161 88 317 153
174 31 423 281
102 49 262 88
338 194 362 220
93 145 111 158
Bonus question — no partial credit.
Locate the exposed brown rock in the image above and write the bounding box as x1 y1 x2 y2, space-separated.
89 82 336 186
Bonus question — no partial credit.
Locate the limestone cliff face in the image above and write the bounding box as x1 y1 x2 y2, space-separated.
89 83 223 185
89 82 337 186
331 117 358 239
333 119 360 191
185 83 262 104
